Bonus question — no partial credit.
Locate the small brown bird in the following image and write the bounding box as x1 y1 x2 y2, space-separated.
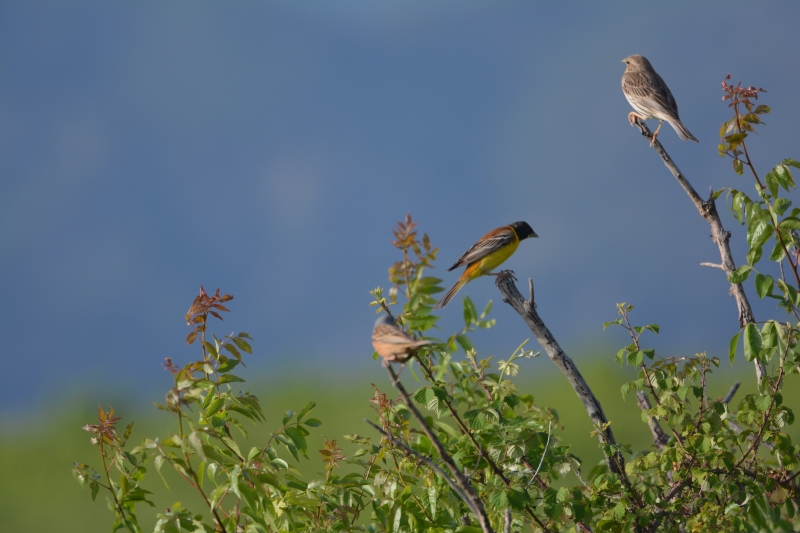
434 221 538 310
371 314 433 364
621 54 697 146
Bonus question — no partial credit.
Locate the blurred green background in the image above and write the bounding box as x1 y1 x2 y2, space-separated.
1 345 791 532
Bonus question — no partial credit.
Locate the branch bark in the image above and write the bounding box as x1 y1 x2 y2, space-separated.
495 274 625 476
631 118 766 385
635 391 669 450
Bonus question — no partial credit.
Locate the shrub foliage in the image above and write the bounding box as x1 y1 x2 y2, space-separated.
75 78 800 532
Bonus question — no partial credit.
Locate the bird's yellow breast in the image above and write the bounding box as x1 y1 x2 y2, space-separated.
466 234 520 281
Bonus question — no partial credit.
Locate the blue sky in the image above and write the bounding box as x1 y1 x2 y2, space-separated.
2 2 799 415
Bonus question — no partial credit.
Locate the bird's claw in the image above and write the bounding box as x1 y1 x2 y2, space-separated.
495 269 517 282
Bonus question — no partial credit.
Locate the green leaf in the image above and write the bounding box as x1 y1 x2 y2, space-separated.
303 418 322 427
219 374 245 384
627 350 644 367
296 402 316 422
217 356 240 373
462 296 477 326
755 394 773 412
285 427 308 456
232 337 252 354
754 105 771 114
727 265 752 284
203 341 219 360
778 216 800 230
746 210 772 250
746 245 762 266
743 323 762 362
733 159 744 176
755 273 773 298
774 164 796 191
729 330 740 365
769 239 786 262
455 334 473 353
773 198 792 216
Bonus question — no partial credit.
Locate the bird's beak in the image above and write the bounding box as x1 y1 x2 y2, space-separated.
530 231 539 239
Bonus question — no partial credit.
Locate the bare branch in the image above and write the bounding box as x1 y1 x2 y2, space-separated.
383 365 495 533
722 382 740 405
495 273 625 475
504 508 512 533
700 263 724 270
636 391 669 450
631 118 766 385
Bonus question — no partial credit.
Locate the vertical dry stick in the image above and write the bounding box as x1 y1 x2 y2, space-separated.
635 391 669 450
385 365 495 533
495 275 625 476
631 119 766 384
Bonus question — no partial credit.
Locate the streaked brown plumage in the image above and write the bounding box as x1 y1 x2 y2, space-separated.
621 54 697 146
371 314 433 364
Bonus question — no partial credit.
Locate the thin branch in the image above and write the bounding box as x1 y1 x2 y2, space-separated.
495 273 624 476
700 262 724 270
366 420 472 515
631 118 766 385
526 421 552 489
635 391 669 450
504 508 512 533
383 365 495 533
722 382 740 404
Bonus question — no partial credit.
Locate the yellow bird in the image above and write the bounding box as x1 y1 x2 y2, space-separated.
434 221 538 309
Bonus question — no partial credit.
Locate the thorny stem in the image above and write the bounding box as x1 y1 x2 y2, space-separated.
98 439 125 519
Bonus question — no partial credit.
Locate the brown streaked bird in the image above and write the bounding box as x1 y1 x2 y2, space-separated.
371 314 433 364
621 54 698 146
434 221 538 310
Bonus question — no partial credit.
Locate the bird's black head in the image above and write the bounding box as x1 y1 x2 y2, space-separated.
509 221 538 240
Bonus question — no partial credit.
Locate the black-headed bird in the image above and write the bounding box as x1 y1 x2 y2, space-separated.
371 314 433 364
621 54 697 146
434 221 538 309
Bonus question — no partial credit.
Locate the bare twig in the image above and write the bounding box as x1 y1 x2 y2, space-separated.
722 382 740 405
700 262 724 270
526 421 552 489
495 274 624 475
504 508 512 533
631 118 766 385
383 365 495 533
636 391 669 450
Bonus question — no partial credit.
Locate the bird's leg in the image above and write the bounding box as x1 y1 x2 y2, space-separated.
492 270 518 282
628 111 646 126
650 120 664 147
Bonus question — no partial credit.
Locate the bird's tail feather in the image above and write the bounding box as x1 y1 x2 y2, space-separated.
668 118 698 142
434 279 467 309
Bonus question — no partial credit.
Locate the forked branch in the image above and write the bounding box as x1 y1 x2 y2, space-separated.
495 274 625 476
631 118 766 384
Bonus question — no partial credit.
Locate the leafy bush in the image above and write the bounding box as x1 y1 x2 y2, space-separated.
75 77 800 532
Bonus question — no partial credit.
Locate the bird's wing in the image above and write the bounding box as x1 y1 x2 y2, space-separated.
624 71 678 117
653 71 679 117
447 227 515 271
372 324 418 345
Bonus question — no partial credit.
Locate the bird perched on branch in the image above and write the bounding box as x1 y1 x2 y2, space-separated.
434 221 538 309
621 54 697 146
371 314 433 364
